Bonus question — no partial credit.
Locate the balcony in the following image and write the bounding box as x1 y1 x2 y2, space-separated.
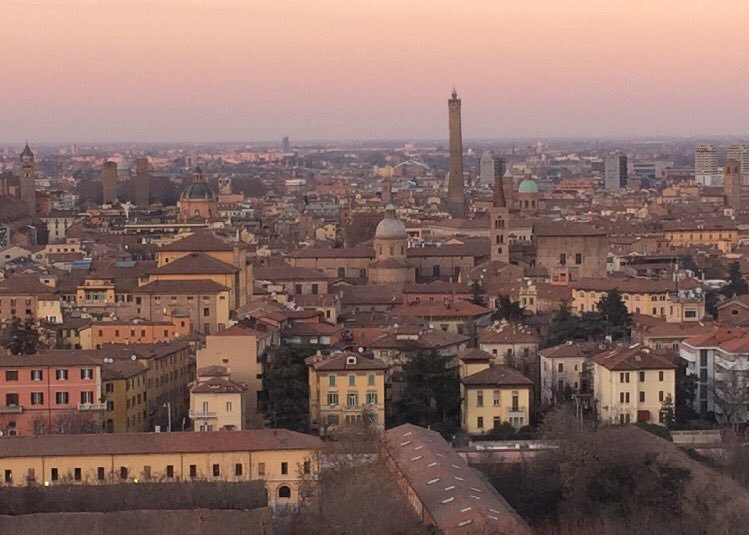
77 402 107 411
189 410 217 419
0 405 23 414
507 406 526 416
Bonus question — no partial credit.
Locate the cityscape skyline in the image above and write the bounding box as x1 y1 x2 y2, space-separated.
3 1 749 142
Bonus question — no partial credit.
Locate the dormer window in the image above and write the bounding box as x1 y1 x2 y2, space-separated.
346 356 357 366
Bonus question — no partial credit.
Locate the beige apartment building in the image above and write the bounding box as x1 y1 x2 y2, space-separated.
189 366 246 431
592 344 676 425
306 352 387 434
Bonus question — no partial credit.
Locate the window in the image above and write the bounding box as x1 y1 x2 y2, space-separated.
658 371 664 381
235 463 243 476
476 390 484 407
226 401 232 412
493 390 500 407
31 392 43 405
328 374 336 387
432 265 440 276
80 391 94 404
639 391 645 403
202 401 209 413
51 468 59 481
366 392 378 405
31 369 43 381
212 464 220 477
575 253 582 265
5 370 18 381
281 462 288 475
56 369 68 381
143 465 151 479
5 393 18 406
368 374 375 386
348 374 355 386
559 253 566 266
311 283 319 295
327 392 339 405
4 470 11 483
97 467 105 481
189 465 197 478
639 371 645 382
278 486 291 499
303 461 311 475
659 391 664 402
120 467 128 480
558 363 564 373
477 416 484 429
203 308 210 317
81 368 93 380
56 392 69 404
74 468 82 481
619 392 630 403
347 392 358 407
699 351 708 367
258 463 265 476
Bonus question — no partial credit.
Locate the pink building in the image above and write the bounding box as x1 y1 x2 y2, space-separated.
0 354 104 436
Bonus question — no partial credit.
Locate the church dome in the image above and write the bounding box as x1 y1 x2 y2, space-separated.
518 178 538 194
182 181 215 200
375 204 407 239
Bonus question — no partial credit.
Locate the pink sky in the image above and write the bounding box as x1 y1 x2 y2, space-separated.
2 0 748 142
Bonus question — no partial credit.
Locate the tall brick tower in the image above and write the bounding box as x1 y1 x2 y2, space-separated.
724 158 742 211
490 158 509 264
135 157 150 208
101 161 118 204
19 142 36 216
447 88 465 217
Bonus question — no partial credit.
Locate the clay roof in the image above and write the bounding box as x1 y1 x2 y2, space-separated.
152 252 238 275
136 279 230 294
534 221 606 237
254 264 329 281
160 230 239 252
382 424 530 534
0 275 55 296
305 352 387 371
0 429 321 458
478 322 539 345
102 359 148 380
392 301 491 319
461 365 533 387
457 347 493 361
540 340 611 359
592 344 677 371
191 376 246 394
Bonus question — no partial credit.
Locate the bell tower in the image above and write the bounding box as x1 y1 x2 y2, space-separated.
19 142 36 216
490 158 509 264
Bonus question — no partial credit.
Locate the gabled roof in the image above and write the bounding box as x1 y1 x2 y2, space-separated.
160 230 239 252
592 344 676 371
305 352 387 371
152 252 238 275
461 365 533 387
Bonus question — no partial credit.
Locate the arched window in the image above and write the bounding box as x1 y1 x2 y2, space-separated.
389 246 394 256
278 485 291 499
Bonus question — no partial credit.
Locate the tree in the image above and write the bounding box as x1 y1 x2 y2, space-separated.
721 261 748 299
396 350 459 429
262 345 312 432
468 280 486 306
547 303 604 345
492 294 524 322
675 361 697 424
659 394 675 429
713 372 748 431
596 288 631 339
2 317 39 355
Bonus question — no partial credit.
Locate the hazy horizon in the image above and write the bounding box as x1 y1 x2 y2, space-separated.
3 0 749 143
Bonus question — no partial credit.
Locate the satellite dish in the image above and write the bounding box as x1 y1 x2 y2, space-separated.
131 355 137 361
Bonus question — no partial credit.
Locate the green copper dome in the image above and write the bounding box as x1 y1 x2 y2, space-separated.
182 181 215 200
518 179 538 194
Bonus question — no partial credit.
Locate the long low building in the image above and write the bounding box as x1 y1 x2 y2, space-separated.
0 429 321 506
381 423 530 534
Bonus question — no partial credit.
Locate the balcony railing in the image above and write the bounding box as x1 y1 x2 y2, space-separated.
0 405 23 414
507 406 526 415
189 410 217 419
77 402 107 411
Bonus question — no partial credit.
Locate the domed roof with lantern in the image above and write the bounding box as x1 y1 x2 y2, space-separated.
181 166 216 200
375 204 407 240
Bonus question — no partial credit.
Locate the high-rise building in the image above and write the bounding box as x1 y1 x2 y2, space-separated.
447 88 465 217
135 157 150 208
695 143 718 176
19 143 36 216
604 152 627 191
727 142 749 185
724 158 742 211
479 152 495 185
101 161 118 204
490 158 509 264
282 136 290 151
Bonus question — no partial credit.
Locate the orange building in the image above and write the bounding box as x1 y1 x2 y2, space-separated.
79 314 191 350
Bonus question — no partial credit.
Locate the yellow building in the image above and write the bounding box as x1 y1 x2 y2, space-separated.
459 361 532 434
0 429 321 506
196 324 280 429
539 340 604 407
189 366 246 431
306 352 387 434
572 278 704 322
663 221 738 253
102 359 149 433
592 344 676 426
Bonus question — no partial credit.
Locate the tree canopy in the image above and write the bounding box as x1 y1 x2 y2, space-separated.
262 344 312 432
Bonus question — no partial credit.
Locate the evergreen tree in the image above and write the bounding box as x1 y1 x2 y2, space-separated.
397 350 459 428
659 394 675 429
468 280 486 306
2 317 39 355
596 288 631 339
721 261 748 298
492 294 524 322
262 345 312 431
